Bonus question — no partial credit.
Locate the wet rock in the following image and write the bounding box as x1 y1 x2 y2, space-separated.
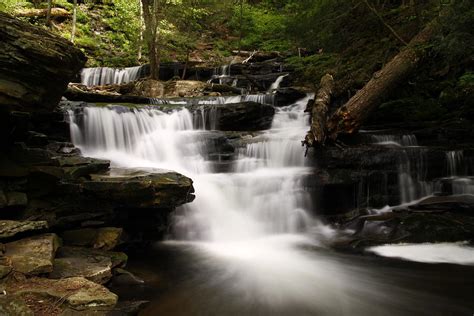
4 233 60 275
6 277 118 310
62 227 123 251
82 169 195 208
190 101 275 131
5 192 27 207
0 220 48 239
274 88 307 107
408 194 474 212
111 268 145 286
346 209 474 248
0 12 86 112
110 300 150 316
52 156 110 180
0 296 33 316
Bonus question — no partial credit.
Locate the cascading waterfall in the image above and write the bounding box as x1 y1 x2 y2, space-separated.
81 66 146 86
371 133 432 203
443 150 474 194
446 150 464 176
149 94 275 106
68 94 403 314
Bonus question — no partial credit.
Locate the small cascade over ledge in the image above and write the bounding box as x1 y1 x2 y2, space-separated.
81 66 147 86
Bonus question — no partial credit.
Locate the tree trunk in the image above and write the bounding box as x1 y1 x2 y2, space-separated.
325 19 438 140
45 0 53 26
15 7 69 18
138 0 144 62
141 0 161 80
303 74 334 149
71 0 77 43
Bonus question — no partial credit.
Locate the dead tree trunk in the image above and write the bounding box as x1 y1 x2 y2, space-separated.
325 19 438 140
15 8 70 18
303 74 334 149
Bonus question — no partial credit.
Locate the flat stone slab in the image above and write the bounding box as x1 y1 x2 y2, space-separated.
50 256 113 284
6 276 118 310
4 233 59 275
0 220 48 239
83 168 195 208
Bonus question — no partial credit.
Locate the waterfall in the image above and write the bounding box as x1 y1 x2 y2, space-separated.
371 134 418 146
149 94 275 106
370 133 431 203
208 64 232 85
69 95 315 241
398 148 432 203
81 66 146 86
268 74 288 92
446 150 464 176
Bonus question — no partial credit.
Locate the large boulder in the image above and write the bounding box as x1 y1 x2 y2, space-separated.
0 12 86 111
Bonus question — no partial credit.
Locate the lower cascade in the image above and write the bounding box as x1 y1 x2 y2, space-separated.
68 95 474 315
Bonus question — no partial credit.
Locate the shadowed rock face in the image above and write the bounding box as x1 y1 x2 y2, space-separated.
0 12 86 111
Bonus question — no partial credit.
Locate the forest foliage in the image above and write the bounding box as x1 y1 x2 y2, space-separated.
1 1 472 95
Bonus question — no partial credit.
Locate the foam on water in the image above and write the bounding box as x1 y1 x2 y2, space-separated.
368 242 474 265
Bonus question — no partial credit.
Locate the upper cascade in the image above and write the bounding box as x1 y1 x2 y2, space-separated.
81 66 147 86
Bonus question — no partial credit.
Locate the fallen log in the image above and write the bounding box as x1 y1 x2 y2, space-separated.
325 19 438 140
303 74 334 149
14 8 71 19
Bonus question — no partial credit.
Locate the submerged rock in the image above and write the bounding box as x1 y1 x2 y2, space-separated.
4 233 60 275
0 12 86 111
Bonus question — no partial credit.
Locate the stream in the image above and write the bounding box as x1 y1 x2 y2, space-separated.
68 83 474 315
